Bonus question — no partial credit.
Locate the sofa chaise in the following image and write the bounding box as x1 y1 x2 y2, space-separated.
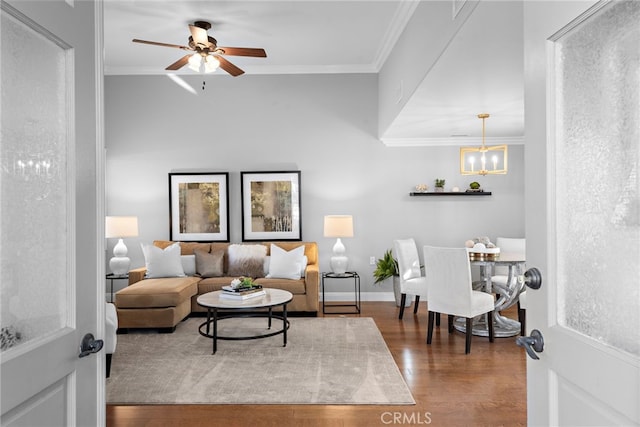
115 240 319 331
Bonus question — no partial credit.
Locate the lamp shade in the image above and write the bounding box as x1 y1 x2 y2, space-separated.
105 216 139 238
323 215 354 238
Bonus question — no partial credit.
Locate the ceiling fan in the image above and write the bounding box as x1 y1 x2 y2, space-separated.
132 21 266 76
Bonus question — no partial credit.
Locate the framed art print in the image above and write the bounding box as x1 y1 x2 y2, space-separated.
169 172 230 242
240 171 301 241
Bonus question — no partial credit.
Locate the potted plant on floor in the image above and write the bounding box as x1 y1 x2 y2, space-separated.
373 250 409 307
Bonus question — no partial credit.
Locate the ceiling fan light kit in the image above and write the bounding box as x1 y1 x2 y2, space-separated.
132 20 266 76
204 55 220 72
459 113 508 176
187 52 220 73
187 53 202 71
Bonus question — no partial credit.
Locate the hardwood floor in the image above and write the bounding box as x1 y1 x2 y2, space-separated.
106 302 526 427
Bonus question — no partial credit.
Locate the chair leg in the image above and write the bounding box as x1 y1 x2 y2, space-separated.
436 312 441 327
106 353 112 378
398 294 407 319
426 311 435 344
413 295 420 314
518 301 526 336
465 317 472 354
448 314 454 333
487 311 495 343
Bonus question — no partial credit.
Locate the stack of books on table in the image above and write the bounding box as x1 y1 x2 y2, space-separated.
220 285 266 300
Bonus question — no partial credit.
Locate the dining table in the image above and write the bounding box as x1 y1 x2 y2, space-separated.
454 252 527 338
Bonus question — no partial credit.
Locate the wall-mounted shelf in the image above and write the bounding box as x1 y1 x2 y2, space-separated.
409 191 492 196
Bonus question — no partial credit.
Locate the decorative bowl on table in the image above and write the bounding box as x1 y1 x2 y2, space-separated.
467 246 500 261
465 238 500 261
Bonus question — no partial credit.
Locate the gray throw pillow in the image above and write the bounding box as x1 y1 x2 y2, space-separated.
194 249 224 278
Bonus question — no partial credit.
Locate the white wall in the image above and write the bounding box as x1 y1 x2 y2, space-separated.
105 73 524 296
378 0 477 136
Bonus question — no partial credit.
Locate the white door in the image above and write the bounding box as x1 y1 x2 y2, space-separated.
524 1 640 426
0 1 104 426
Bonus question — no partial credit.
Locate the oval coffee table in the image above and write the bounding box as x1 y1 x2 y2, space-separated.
196 288 293 354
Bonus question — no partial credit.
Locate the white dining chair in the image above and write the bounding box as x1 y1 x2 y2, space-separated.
493 237 526 277
423 245 494 354
393 238 429 320
492 237 526 335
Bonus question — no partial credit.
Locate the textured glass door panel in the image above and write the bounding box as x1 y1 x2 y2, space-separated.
0 9 71 352
554 1 639 356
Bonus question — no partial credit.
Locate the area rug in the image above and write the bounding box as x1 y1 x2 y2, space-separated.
106 316 414 405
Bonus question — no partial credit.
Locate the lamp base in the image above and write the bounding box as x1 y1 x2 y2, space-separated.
330 255 349 275
109 256 130 276
330 237 349 274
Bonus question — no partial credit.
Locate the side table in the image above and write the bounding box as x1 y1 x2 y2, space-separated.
322 272 361 315
106 273 129 303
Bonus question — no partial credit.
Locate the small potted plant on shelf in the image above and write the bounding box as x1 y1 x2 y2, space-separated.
466 181 483 192
434 179 446 192
373 250 409 307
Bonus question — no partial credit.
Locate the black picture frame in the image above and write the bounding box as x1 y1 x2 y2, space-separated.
240 171 302 241
169 172 230 242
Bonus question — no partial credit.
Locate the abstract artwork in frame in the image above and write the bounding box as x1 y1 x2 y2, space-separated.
240 171 302 241
169 172 230 242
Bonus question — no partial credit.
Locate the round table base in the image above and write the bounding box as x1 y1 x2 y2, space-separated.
453 313 521 338
198 314 290 341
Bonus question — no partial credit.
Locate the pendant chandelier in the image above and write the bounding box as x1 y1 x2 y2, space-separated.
460 113 508 176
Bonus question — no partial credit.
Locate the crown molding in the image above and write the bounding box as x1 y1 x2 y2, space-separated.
380 136 525 147
372 0 420 72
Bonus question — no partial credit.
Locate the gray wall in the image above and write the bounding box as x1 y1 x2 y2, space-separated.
105 73 524 298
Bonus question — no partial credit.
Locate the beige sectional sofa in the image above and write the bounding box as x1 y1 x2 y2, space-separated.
115 240 319 331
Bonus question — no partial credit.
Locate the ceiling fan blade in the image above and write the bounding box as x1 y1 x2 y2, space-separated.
217 56 244 77
218 47 267 57
132 39 192 51
189 24 209 47
165 54 192 71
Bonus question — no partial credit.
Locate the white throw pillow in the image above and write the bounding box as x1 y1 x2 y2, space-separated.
141 242 185 278
300 255 308 276
264 255 307 277
181 255 196 276
266 244 306 280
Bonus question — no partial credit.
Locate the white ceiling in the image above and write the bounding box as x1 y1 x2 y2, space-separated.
103 0 524 143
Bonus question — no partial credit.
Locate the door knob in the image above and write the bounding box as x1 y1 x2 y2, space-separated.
516 329 544 360
524 267 542 290
78 333 104 358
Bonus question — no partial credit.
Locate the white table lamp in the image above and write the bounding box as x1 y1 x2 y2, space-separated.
105 216 139 276
323 215 354 275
